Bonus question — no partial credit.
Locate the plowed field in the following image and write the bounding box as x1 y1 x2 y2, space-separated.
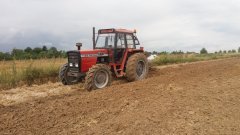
1 58 240 135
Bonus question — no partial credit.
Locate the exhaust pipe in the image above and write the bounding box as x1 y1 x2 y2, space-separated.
76 43 82 50
93 27 96 49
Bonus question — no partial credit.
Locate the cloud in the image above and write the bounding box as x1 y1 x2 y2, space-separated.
0 0 240 52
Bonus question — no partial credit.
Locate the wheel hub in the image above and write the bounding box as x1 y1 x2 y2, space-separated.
96 73 106 84
136 61 145 77
94 70 109 88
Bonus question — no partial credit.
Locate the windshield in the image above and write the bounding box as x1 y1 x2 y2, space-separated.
96 33 115 48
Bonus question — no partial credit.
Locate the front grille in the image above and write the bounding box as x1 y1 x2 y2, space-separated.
67 51 81 72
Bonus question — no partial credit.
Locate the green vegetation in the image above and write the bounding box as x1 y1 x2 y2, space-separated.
151 47 240 65
1 46 240 90
0 46 68 89
0 46 67 61
152 53 240 65
0 58 66 90
200 48 208 54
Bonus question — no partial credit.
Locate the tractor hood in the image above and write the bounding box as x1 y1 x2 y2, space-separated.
79 49 110 72
80 49 109 58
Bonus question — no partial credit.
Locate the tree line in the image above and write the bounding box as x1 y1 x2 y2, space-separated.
1 46 240 60
0 46 67 61
146 47 240 56
201 47 240 54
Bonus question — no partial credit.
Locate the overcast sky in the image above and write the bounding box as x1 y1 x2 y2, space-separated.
0 0 240 52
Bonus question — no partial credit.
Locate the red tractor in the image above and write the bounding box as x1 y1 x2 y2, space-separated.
59 27 149 91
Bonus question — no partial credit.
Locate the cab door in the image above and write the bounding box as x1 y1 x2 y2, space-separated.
114 33 126 63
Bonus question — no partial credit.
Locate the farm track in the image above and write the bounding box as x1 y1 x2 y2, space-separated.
0 58 240 134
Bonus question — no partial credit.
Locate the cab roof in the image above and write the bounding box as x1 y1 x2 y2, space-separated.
98 28 136 34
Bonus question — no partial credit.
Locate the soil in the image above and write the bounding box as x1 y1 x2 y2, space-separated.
0 58 240 135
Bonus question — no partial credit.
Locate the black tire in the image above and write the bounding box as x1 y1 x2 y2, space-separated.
84 64 112 91
126 53 149 81
59 63 79 85
59 63 68 85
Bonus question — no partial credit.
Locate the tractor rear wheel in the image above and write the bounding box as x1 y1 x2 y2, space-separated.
126 53 149 81
84 64 112 91
59 63 79 85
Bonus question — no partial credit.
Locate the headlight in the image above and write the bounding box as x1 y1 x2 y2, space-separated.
69 63 73 67
75 63 79 67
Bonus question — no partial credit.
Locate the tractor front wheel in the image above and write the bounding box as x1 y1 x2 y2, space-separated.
126 53 149 81
59 63 79 85
84 64 112 91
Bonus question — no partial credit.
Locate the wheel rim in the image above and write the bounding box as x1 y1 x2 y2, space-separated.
136 60 146 77
94 69 109 88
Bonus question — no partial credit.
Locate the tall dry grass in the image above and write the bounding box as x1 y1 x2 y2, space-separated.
1 53 240 90
0 58 66 90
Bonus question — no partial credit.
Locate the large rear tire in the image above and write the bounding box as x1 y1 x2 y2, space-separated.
59 63 79 85
126 53 149 81
84 64 112 91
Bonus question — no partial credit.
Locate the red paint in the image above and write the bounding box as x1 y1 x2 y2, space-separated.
80 49 109 72
81 57 97 72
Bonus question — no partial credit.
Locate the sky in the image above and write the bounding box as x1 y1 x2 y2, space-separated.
0 0 240 53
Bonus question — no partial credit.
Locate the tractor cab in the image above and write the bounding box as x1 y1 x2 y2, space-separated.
95 29 140 49
95 28 140 63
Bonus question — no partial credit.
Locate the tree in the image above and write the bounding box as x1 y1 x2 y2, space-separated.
12 48 25 59
39 51 47 58
0 52 4 60
58 50 67 58
47 47 59 58
3 52 13 60
33 47 42 54
24 47 32 53
186 51 196 54
42 46 48 51
152 51 158 55
219 50 222 54
171 50 184 54
238 47 240 53
223 50 227 53
232 49 236 53
159 51 168 55
200 48 208 54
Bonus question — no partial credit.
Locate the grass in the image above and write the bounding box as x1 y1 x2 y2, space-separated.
152 53 240 65
0 58 66 90
1 53 240 90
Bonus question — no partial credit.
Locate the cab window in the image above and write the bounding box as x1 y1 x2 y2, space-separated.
96 33 115 48
116 33 125 48
126 34 135 48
